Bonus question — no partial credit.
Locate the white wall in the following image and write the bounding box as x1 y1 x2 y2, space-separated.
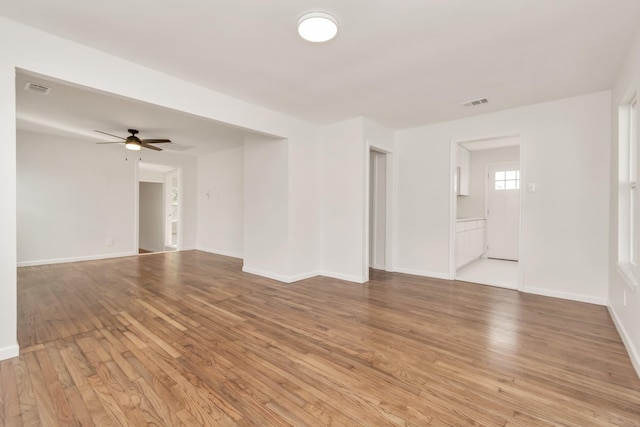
0 63 18 360
396 91 611 303
317 117 395 282
609 26 640 376
319 118 367 282
17 130 136 264
243 134 290 279
457 146 520 219
139 168 165 183
139 182 165 252
394 125 453 279
196 146 244 258
288 134 320 280
240 132 320 282
364 119 395 153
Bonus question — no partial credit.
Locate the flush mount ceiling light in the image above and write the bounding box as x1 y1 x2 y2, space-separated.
298 12 338 42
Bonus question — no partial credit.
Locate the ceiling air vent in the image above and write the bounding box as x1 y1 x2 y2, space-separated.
462 97 488 107
24 82 51 95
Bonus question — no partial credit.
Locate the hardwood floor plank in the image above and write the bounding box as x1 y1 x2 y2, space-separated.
7 250 640 426
14 357 41 427
135 299 188 332
33 348 74 426
74 381 113 426
24 352 61 427
86 373 135 427
0 360 22 426
129 344 241 425
117 311 181 358
0 358 23 427
62 385 95 427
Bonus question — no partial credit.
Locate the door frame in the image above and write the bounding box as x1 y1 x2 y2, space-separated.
449 133 525 291
363 143 394 281
369 149 387 270
164 168 182 250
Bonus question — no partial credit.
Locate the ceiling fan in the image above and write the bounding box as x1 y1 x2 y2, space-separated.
95 129 171 151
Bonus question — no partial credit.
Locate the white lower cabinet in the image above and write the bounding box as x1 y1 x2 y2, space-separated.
455 220 486 269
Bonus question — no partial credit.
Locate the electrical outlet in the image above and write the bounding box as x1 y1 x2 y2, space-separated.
106 238 114 247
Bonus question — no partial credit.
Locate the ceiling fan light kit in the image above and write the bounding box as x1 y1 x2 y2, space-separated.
297 12 338 43
125 140 142 151
95 128 171 152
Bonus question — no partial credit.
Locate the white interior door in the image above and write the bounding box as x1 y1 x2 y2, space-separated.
486 162 520 260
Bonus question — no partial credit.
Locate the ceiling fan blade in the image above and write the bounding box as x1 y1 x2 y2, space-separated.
141 143 162 151
94 130 126 140
142 139 172 144
96 141 124 144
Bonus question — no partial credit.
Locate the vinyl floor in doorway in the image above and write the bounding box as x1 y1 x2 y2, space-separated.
3 251 640 426
456 258 519 289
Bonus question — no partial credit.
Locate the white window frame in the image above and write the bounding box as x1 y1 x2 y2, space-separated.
494 170 520 191
618 96 639 290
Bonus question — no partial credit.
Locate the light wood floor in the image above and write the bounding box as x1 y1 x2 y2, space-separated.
3 251 640 426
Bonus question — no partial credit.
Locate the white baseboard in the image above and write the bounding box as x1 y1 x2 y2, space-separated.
289 271 322 282
241 266 370 284
608 305 640 378
242 266 322 283
318 271 368 283
0 343 19 361
393 267 452 281
242 266 287 282
196 246 243 259
522 286 607 306
17 251 137 267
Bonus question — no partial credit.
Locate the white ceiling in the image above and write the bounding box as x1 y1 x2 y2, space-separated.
16 72 246 156
3 1 640 130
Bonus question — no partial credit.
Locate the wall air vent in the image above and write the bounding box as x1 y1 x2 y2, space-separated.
24 82 51 95
462 98 488 107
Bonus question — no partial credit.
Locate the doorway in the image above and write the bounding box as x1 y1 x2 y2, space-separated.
138 162 180 254
368 149 389 272
453 135 521 289
139 182 165 253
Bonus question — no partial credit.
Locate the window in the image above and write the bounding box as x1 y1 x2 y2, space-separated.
618 96 638 289
494 170 520 190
